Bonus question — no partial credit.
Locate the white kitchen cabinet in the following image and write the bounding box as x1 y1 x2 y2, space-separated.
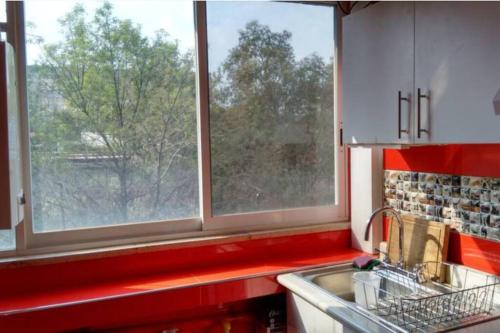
286 291 352 333
343 2 500 145
414 1 500 143
343 1 414 145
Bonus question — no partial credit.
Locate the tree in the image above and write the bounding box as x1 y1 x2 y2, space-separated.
210 21 335 215
27 4 335 230
29 2 198 230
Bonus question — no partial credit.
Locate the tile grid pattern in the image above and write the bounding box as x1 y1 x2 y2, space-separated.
384 170 500 241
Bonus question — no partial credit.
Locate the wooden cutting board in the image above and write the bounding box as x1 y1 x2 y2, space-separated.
387 214 450 281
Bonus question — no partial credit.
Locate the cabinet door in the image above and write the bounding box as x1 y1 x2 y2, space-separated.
415 2 500 144
343 2 414 145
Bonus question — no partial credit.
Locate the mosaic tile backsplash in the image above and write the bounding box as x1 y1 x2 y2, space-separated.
384 170 500 241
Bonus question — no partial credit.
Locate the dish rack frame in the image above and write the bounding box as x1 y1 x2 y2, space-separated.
353 262 500 332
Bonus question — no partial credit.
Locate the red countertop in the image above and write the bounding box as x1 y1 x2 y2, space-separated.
0 247 362 315
0 228 365 332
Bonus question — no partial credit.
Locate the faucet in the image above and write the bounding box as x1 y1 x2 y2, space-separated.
364 207 404 268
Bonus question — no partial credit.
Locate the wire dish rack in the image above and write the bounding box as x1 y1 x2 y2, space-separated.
352 262 500 332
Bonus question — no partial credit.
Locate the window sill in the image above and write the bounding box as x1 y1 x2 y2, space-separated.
0 221 350 266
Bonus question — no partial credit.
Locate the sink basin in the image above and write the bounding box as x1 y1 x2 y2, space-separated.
278 262 500 333
311 267 356 301
310 266 422 303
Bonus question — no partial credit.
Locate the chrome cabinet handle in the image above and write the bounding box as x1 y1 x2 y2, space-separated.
398 91 409 139
417 88 429 138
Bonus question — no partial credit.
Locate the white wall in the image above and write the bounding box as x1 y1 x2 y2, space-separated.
350 147 384 253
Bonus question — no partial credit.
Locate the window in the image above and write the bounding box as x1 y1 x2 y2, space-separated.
0 0 16 251
207 1 337 216
24 0 198 231
2 1 346 253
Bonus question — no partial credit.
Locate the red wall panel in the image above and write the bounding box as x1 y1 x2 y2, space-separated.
384 144 500 274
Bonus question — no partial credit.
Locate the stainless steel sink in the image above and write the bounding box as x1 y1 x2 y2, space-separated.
311 266 356 301
308 264 433 304
278 262 500 333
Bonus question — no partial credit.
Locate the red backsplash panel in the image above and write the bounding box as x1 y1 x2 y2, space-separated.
383 144 500 275
447 231 500 275
384 144 500 178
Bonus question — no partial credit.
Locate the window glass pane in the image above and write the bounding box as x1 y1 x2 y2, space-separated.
1 38 19 251
0 230 14 250
207 2 336 215
0 0 5 23
1 1 6 41
25 0 198 231
1 2 16 250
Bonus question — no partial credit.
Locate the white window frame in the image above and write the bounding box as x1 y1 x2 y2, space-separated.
2 1 347 255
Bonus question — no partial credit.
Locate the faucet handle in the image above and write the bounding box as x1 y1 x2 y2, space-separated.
374 248 390 263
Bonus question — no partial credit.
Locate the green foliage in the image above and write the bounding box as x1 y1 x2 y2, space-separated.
210 22 335 214
29 2 198 229
28 3 335 230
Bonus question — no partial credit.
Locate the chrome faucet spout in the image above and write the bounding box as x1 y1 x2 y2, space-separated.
364 207 404 267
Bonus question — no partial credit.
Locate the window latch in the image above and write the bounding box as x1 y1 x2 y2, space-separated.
17 191 25 205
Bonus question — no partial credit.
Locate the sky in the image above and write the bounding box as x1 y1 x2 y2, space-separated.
24 0 195 64
206 1 334 71
23 0 335 70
